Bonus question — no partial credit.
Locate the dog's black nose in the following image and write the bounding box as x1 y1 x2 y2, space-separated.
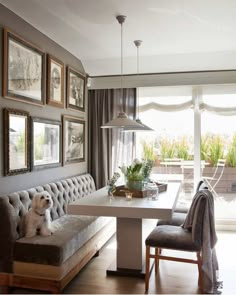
46 199 49 203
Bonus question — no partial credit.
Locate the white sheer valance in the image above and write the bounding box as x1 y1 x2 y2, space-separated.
139 100 193 112
199 103 236 116
138 85 236 115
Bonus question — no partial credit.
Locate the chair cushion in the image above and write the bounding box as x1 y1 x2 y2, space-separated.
14 216 112 266
145 225 201 251
156 212 186 226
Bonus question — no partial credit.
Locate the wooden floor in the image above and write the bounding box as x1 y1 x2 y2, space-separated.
6 231 236 294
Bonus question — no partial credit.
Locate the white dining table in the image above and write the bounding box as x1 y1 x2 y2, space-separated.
67 182 181 277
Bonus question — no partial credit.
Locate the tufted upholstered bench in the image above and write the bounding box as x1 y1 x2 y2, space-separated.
0 173 116 293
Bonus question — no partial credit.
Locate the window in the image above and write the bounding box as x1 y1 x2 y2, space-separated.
137 85 236 225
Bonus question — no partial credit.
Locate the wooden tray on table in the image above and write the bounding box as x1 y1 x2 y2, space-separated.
113 185 144 198
113 183 167 198
154 182 168 193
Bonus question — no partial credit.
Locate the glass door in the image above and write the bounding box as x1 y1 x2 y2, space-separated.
201 85 236 223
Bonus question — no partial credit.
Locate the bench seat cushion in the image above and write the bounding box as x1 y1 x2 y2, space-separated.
14 215 113 266
13 219 116 280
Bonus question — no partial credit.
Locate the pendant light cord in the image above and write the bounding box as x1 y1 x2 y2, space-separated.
120 20 123 112
116 15 126 114
136 43 140 119
134 40 142 120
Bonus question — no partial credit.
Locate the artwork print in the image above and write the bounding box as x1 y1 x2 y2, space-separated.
3 108 30 176
9 115 27 170
63 116 85 164
47 55 64 107
67 67 85 111
3 29 45 105
32 118 61 169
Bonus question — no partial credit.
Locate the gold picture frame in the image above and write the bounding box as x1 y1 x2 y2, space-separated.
3 28 45 106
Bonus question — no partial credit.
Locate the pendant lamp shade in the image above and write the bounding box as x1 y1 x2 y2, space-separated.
122 118 154 132
123 40 154 132
101 16 142 129
101 112 142 128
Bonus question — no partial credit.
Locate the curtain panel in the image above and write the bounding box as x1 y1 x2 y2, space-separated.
88 88 136 189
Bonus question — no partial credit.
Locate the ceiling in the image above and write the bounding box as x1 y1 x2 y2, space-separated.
1 0 236 76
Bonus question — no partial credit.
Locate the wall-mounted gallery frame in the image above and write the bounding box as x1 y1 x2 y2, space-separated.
3 28 45 106
3 108 30 176
62 115 85 165
31 117 62 170
47 54 64 108
66 66 85 112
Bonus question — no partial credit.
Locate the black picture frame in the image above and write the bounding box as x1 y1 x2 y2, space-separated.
66 66 85 112
3 108 30 176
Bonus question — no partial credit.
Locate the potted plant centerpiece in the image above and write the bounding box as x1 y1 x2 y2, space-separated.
120 159 153 191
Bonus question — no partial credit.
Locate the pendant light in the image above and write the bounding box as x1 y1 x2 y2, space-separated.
101 15 142 129
123 40 154 132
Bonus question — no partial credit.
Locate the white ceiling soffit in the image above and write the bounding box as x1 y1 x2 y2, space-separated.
1 0 236 76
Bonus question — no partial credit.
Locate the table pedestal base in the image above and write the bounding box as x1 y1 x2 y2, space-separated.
107 261 154 279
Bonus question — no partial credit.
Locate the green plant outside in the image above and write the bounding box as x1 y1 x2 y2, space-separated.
159 137 190 160
175 136 189 160
200 135 210 161
141 141 157 162
226 134 236 167
208 135 224 166
141 133 236 167
200 134 225 166
159 138 176 160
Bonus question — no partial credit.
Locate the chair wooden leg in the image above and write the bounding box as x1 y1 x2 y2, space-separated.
145 246 150 293
197 252 203 292
155 248 160 273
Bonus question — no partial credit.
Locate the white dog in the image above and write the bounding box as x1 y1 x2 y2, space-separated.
25 191 53 238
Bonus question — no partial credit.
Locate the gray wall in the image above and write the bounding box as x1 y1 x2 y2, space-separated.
0 4 87 195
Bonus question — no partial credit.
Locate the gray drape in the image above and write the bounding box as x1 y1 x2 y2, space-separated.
88 88 136 189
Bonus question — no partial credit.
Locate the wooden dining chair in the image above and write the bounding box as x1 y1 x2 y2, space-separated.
145 190 211 293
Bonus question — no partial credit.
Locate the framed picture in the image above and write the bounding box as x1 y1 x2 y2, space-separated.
32 117 62 170
63 115 85 164
66 66 85 112
47 55 64 108
3 28 45 105
3 108 30 176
